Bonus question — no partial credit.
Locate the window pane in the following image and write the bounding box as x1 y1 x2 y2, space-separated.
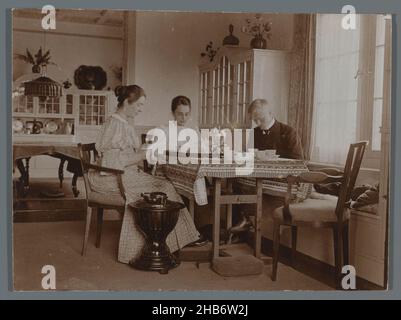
374 46 384 97
372 99 383 151
371 15 386 152
312 14 360 164
376 15 386 46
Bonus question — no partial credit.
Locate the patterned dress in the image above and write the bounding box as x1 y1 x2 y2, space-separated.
88 113 200 264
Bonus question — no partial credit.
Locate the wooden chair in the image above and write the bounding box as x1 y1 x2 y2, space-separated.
271 141 368 286
77 143 126 256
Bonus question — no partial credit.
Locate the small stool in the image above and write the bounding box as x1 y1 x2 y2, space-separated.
212 255 264 277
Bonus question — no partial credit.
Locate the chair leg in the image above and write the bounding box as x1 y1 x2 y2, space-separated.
332 226 343 288
81 207 93 256
271 222 281 281
291 226 297 265
342 222 349 266
95 208 104 248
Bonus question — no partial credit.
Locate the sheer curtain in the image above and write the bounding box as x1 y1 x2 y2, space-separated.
310 14 361 164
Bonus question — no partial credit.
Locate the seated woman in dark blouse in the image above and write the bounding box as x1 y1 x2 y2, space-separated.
248 99 304 160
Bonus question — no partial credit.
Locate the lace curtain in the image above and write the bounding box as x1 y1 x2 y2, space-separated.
310 14 361 164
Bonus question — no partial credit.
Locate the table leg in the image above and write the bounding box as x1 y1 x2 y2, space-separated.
16 158 31 197
72 173 80 197
25 157 30 189
213 178 222 259
16 159 26 196
226 179 233 231
255 178 263 258
58 158 66 188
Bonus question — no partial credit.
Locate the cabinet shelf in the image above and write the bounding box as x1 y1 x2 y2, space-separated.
13 133 77 143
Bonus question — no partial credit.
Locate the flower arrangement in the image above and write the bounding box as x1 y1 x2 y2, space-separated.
241 14 272 49
14 47 56 73
201 41 219 62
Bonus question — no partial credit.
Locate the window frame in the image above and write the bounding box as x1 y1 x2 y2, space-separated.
356 15 382 168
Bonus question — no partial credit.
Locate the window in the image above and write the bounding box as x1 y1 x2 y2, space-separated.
311 14 389 166
311 14 360 164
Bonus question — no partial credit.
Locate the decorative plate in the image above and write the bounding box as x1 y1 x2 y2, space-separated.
12 119 24 133
45 120 59 133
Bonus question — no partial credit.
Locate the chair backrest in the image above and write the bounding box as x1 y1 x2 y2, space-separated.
77 143 99 197
335 141 368 221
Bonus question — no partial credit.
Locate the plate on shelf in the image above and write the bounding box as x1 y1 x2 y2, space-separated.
45 120 59 133
12 119 24 133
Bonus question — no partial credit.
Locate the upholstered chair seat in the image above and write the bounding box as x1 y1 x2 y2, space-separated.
273 192 350 223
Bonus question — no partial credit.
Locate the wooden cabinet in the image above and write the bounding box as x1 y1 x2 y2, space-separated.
12 86 115 177
12 89 114 143
199 47 289 128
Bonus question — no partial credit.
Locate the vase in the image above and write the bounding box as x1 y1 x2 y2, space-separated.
250 35 267 49
32 65 41 74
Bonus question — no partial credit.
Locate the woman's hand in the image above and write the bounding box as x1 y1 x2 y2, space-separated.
119 141 132 151
135 150 147 161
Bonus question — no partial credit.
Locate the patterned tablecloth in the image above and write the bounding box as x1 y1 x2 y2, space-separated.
163 159 311 205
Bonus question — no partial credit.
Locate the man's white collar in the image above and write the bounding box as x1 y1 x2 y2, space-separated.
263 118 275 131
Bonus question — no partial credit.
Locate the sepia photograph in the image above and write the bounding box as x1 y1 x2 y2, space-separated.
11 8 391 291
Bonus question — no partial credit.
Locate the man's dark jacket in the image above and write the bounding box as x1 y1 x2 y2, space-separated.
253 120 304 160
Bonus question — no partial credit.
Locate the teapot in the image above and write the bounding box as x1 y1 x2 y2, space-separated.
141 192 168 206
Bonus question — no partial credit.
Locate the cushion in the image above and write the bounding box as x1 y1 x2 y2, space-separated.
273 192 350 223
351 189 379 208
212 255 264 277
314 182 341 196
351 204 378 215
88 191 125 207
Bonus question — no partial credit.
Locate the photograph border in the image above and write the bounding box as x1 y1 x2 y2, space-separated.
1 0 400 300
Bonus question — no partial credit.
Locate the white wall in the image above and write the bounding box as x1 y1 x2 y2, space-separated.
13 17 123 90
132 11 294 126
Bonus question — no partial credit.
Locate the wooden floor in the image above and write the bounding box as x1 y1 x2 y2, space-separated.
13 220 333 291
13 178 87 222
12 177 383 290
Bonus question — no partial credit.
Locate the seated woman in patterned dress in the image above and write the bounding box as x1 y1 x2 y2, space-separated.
88 85 200 264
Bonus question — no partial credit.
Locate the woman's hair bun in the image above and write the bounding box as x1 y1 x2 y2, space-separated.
114 84 146 107
115 85 127 99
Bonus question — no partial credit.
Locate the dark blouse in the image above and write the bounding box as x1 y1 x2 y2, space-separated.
253 121 304 160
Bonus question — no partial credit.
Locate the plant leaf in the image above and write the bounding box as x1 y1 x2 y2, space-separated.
35 47 43 63
14 53 31 63
26 49 35 64
42 50 50 60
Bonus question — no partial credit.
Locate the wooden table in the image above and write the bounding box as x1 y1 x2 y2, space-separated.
13 141 81 197
163 160 310 259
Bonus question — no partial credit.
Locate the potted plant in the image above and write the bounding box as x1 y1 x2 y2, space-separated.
241 14 272 49
14 47 56 74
